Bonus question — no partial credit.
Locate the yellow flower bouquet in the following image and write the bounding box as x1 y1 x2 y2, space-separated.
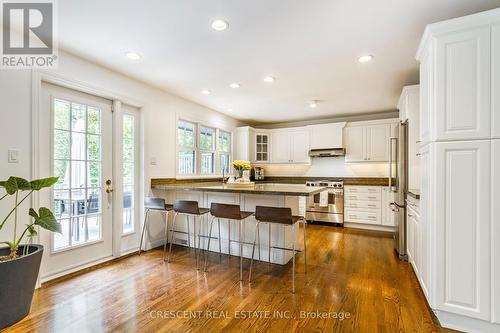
232 160 251 178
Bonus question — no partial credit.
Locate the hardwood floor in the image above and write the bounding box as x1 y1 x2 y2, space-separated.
4 225 456 333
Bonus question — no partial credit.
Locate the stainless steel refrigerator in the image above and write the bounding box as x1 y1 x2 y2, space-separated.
389 121 408 260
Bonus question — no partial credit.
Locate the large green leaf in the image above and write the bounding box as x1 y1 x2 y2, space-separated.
26 224 38 237
30 177 59 191
30 207 61 233
4 177 31 194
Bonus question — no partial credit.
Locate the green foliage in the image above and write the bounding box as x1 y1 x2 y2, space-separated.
29 208 61 233
0 176 60 260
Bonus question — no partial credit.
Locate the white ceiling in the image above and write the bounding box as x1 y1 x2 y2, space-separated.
58 0 500 123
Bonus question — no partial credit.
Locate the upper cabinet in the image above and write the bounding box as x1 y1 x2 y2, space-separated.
270 128 310 164
255 133 270 163
493 23 500 139
417 18 496 142
235 126 256 162
345 121 394 162
308 122 346 149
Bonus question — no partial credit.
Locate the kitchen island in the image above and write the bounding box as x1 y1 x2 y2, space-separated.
151 182 326 264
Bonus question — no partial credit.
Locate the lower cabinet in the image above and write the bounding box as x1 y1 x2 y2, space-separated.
432 141 491 320
493 140 500 324
344 186 395 228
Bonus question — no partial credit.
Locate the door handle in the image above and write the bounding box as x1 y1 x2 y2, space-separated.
105 179 114 193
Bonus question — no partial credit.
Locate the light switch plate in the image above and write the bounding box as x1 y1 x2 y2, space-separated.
150 157 157 166
8 149 19 163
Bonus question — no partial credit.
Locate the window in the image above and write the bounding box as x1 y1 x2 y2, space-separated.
177 120 232 176
199 126 215 174
177 120 196 174
52 99 102 250
218 130 231 174
122 114 135 234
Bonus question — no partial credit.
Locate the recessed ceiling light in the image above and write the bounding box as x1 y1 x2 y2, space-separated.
201 89 211 95
263 76 275 83
358 55 374 63
126 52 141 60
229 83 240 89
211 19 229 31
227 108 233 112
309 101 318 108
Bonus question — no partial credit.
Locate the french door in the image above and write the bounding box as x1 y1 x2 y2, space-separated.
39 82 114 280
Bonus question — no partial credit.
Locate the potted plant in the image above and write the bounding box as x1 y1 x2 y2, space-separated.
0 176 60 329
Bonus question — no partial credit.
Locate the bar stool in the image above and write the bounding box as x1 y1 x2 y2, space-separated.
203 203 254 280
166 200 209 269
249 206 307 293
139 197 173 255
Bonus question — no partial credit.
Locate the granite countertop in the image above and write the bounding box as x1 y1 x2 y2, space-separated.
153 182 327 196
151 176 390 187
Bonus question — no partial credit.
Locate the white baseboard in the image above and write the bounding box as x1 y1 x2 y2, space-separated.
40 254 114 284
436 310 500 333
344 222 395 233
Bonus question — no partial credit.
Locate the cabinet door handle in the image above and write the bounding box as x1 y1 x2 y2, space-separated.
368 196 377 199
368 204 376 207
349 196 358 199
368 216 376 219
349 215 358 218
408 214 413 217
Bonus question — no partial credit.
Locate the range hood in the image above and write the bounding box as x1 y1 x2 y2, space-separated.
309 148 346 157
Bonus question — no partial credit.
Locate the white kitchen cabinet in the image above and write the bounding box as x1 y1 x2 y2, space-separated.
255 133 270 163
235 126 256 162
407 204 419 276
416 11 500 329
419 27 491 143
308 122 346 149
381 187 395 227
366 124 390 162
493 23 500 139
493 140 500 324
344 186 382 225
344 126 365 162
270 128 310 164
419 45 432 145
433 140 491 320
344 121 393 162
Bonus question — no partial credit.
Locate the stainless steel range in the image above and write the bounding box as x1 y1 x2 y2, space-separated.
305 179 344 225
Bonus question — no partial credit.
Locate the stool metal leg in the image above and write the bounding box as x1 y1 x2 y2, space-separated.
249 221 260 283
228 219 231 256
195 215 200 270
257 222 261 261
268 223 271 264
186 215 191 249
138 208 150 255
292 223 296 293
217 218 222 262
302 220 307 273
204 215 216 272
162 211 170 261
239 220 243 281
167 212 179 262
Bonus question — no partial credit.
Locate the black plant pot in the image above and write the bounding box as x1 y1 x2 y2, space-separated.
0 244 43 329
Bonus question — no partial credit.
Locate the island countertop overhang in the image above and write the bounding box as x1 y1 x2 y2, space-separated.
152 182 327 196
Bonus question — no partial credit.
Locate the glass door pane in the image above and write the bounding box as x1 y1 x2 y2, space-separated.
122 114 135 234
52 98 103 250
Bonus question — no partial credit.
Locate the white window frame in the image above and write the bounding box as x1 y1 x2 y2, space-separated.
176 116 233 178
176 119 197 175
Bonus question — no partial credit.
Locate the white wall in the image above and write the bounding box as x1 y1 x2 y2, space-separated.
0 51 241 250
0 70 33 248
258 158 388 178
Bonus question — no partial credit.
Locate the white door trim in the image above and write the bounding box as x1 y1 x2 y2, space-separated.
31 69 146 284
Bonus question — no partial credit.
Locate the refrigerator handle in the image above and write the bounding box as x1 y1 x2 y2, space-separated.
389 137 397 192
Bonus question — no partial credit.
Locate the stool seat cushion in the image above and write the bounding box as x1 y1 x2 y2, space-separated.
254 206 303 225
165 204 174 211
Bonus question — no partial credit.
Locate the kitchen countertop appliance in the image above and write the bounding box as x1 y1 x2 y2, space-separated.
305 179 344 225
253 167 265 180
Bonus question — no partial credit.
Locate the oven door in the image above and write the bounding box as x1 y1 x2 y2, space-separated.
306 188 344 223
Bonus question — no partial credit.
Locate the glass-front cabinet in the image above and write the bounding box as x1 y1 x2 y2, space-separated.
255 133 270 163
